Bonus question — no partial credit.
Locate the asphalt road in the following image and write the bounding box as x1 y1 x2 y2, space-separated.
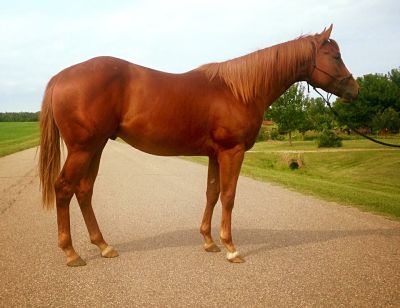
1 141 399 307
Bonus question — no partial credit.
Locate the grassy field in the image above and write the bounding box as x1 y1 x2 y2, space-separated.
0 122 40 157
185 138 400 220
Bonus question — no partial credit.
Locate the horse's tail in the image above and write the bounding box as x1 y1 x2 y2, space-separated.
39 76 60 210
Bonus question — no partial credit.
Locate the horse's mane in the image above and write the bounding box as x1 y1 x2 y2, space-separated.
196 35 316 103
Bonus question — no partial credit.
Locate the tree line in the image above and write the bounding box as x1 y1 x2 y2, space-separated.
0 112 39 122
265 67 400 144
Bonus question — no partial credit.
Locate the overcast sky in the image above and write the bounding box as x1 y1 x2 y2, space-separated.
1 0 399 112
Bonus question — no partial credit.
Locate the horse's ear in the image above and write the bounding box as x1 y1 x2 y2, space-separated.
317 24 333 46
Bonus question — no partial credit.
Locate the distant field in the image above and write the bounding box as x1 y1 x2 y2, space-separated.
0 122 40 157
185 138 400 220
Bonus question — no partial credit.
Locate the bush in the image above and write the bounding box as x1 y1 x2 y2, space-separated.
270 129 284 141
256 126 269 142
317 129 342 148
371 107 400 134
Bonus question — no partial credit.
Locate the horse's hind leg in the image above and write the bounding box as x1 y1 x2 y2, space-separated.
75 144 118 259
55 150 95 267
200 156 221 253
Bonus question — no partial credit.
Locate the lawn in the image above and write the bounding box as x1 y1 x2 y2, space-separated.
0 122 40 157
185 138 400 220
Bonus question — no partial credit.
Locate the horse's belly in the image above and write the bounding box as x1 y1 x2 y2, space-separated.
117 123 212 156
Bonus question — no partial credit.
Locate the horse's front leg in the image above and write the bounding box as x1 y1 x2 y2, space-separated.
218 145 245 263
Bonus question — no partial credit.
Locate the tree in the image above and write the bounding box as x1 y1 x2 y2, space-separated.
0 112 39 122
303 97 336 132
388 67 400 89
371 107 400 134
333 70 400 130
267 84 307 145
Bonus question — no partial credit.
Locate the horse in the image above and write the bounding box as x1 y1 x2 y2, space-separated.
39 25 359 266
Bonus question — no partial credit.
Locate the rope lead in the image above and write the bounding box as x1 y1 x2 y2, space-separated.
311 85 400 148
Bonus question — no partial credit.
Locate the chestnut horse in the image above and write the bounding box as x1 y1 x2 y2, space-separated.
39 25 359 266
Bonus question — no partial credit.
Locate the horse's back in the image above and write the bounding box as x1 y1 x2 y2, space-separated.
49 56 251 156
49 57 215 153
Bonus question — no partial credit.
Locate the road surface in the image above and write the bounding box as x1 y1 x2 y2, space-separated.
1 141 399 307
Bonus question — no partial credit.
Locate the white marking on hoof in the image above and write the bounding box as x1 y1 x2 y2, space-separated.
101 245 115 257
226 251 240 261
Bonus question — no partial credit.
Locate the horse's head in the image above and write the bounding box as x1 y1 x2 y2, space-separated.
307 25 359 101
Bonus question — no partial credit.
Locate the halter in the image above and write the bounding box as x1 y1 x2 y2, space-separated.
309 62 354 89
307 39 353 87
312 64 353 85
306 59 352 104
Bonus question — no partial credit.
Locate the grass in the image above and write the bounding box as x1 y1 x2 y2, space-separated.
0 122 40 157
185 138 400 220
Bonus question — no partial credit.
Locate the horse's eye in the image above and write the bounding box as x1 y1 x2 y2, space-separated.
334 53 342 60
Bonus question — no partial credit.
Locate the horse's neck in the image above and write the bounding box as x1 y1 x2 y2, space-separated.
260 75 297 110
197 36 314 110
255 39 313 109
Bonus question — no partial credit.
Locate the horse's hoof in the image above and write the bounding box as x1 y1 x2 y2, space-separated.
101 245 119 258
226 251 245 263
204 242 221 253
228 255 245 263
67 256 87 267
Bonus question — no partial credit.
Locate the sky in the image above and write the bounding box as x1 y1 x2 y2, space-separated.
0 0 399 112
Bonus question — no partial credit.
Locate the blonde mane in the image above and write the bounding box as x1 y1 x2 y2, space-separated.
196 35 316 103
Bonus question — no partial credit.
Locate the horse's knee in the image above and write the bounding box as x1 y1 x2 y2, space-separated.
220 191 235 209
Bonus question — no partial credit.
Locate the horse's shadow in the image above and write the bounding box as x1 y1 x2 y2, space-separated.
102 227 400 258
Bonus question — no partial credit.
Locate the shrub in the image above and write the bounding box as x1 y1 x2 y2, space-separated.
371 107 400 134
270 129 284 141
256 126 269 142
317 129 342 148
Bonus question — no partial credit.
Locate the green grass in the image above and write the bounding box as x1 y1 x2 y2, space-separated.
185 138 400 220
0 122 40 157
